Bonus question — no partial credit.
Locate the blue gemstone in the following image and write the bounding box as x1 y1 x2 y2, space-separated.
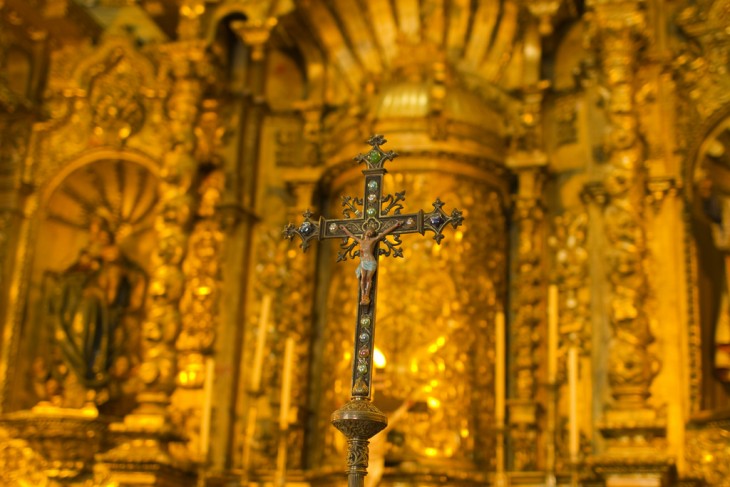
300 222 314 235
430 214 443 226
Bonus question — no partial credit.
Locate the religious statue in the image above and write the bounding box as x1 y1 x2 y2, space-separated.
39 216 146 406
339 221 402 305
697 178 730 382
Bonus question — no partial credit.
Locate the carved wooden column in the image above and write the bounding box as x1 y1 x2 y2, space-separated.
550 212 591 481
587 0 672 484
508 166 546 474
96 43 208 486
506 81 549 476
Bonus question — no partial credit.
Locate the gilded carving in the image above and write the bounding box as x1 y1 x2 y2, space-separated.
0 428 51 486
675 1 730 122
243 215 315 472
509 188 545 472
588 1 659 411
550 212 590 347
686 426 730 486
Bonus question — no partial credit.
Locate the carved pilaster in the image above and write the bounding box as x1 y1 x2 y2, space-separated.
98 44 208 485
509 168 546 472
589 0 660 413
549 212 591 474
587 0 669 480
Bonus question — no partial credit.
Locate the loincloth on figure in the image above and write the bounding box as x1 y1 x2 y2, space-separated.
355 259 377 278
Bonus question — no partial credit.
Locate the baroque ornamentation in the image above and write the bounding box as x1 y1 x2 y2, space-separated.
509 187 545 472
686 426 730 485
588 0 659 411
550 212 590 348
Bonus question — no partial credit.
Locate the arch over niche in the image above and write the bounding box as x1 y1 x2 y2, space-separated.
688 113 730 412
16 155 160 416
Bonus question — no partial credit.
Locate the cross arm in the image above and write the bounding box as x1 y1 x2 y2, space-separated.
283 210 368 251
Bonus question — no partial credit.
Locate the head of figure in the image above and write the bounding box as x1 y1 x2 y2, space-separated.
89 217 115 246
365 229 377 238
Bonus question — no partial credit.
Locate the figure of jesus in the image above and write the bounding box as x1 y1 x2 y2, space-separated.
339 221 402 305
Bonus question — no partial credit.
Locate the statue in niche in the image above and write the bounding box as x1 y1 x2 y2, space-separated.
37 216 147 407
697 177 730 382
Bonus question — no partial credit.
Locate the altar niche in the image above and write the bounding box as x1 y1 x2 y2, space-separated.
286 135 480 486
22 159 157 415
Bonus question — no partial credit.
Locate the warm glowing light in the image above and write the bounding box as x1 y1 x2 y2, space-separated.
374 347 387 368
455 230 463 241
428 343 438 353
460 428 470 438
444 447 453 457
410 359 419 373
344 352 351 361
436 336 446 347
424 447 438 457
438 362 446 372
287 249 297 259
430 379 439 387
423 385 433 393
703 453 714 462
427 397 441 409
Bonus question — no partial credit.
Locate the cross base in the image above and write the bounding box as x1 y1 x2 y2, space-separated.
331 399 388 487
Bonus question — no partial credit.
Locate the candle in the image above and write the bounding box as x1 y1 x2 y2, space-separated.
547 284 559 384
495 310 505 479
279 337 295 429
250 294 271 391
495 311 505 425
200 357 215 459
568 345 579 461
276 336 295 487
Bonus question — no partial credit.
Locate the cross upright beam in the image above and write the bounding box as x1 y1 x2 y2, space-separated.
284 134 463 486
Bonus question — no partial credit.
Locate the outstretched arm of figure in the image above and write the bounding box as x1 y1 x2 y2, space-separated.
377 220 402 239
339 224 358 240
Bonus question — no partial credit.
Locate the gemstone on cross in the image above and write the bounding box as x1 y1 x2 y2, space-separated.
283 134 463 399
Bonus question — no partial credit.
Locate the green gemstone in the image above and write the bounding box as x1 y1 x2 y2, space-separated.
367 150 381 163
367 208 376 216
368 180 378 191
361 316 371 327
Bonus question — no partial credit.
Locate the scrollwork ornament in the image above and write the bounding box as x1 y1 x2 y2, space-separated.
686 427 730 486
588 0 658 411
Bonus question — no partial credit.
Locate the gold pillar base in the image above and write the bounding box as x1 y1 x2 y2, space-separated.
0 403 108 484
591 459 676 487
95 412 192 486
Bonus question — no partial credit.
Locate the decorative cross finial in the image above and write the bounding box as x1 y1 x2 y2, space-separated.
353 134 399 170
283 136 463 487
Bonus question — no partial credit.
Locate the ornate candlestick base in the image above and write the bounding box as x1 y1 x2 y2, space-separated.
331 399 387 487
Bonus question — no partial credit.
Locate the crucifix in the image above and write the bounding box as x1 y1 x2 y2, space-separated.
284 135 463 486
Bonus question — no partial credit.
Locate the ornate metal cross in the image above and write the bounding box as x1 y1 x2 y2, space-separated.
284 135 463 486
